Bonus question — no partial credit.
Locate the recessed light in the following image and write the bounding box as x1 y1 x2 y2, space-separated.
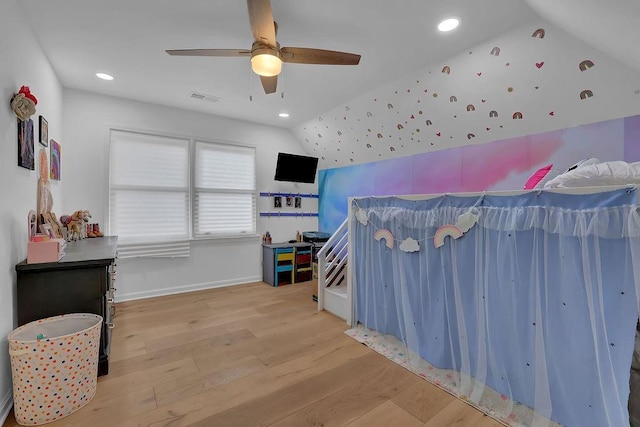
96 72 114 81
438 18 459 32
279 113 290 118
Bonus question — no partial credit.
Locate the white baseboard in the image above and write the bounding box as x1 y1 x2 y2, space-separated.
0 389 12 426
115 276 262 302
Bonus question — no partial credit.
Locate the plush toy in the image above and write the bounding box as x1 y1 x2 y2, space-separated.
76 210 92 239
61 210 92 241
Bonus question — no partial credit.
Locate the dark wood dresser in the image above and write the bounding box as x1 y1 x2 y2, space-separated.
15 236 118 376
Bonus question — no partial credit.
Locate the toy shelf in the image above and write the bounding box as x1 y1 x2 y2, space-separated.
262 242 314 286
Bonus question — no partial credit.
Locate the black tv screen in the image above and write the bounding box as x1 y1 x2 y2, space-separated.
274 152 318 184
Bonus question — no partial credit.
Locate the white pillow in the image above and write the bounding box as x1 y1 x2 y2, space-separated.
544 161 640 188
565 157 601 172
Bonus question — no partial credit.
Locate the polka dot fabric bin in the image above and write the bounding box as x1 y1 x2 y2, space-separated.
8 313 102 426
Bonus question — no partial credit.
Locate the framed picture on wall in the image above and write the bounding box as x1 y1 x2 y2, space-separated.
274 196 282 208
295 197 302 208
18 118 35 170
50 139 61 180
39 115 48 147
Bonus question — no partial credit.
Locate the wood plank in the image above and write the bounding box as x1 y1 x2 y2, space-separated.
345 401 423 427
269 353 417 426
144 323 256 354
111 320 192 345
107 338 147 362
422 399 504 427
154 355 266 406
179 352 384 426
120 336 370 426
108 328 256 379
391 379 455 422
97 357 199 395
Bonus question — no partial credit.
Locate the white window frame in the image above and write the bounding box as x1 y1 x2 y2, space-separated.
192 139 257 240
108 128 258 258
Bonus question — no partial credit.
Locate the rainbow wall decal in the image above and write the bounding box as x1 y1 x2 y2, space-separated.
425 120 433 126
489 110 499 118
513 112 523 119
450 96 458 103
579 60 595 72
580 90 594 100
466 104 476 112
374 229 395 249
442 66 451 75
532 28 545 39
490 47 501 56
434 225 463 248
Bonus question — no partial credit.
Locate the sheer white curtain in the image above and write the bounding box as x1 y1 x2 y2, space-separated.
351 188 640 427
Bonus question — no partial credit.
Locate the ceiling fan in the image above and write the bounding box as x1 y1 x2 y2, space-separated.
166 0 361 94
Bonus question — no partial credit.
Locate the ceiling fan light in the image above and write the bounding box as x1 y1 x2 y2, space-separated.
251 53 282 77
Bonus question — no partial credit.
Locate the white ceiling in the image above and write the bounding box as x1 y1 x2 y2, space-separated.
16 0 539 128
16 1 640 129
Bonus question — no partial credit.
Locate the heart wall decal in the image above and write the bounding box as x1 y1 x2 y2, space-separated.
536 62 544 69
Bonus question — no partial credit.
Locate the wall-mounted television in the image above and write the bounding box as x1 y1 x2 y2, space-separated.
274 152 319 184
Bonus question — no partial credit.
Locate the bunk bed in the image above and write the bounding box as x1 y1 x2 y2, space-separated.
347 183 640 427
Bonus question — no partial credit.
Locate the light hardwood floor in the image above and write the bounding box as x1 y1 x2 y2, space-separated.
3 281 503 426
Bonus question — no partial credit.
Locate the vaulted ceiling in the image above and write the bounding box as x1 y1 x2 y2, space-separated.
16 0 640 130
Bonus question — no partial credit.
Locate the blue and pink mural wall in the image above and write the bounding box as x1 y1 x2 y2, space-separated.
319 115 640 233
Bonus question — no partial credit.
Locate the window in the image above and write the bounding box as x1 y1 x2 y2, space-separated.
195 141 256 238
109 130 256 257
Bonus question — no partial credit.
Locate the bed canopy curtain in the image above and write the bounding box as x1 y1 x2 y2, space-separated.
351 187 640 427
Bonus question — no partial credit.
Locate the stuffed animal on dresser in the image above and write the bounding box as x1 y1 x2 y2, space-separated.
61 210 92 241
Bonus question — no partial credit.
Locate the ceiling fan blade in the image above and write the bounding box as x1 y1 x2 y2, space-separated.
280 47 361 65
166 49 251 57
247 0 276 47
260 75 277 94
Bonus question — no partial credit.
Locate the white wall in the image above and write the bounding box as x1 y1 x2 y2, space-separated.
62 89 317 301
0 0 64 422
294 20 640 169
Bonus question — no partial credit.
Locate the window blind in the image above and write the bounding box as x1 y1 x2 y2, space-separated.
109 131 257 257
194 141 256 238
110 130 190 258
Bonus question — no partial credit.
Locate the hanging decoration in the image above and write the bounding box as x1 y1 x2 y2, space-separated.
433 225 464 248
355 207 369 226
433 208 479 248
10 86 38 121
455 208 479 232
399 237 420 252
354 199 481 252
373 229 394 249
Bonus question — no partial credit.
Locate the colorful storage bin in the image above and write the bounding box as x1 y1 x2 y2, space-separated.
8 313 103 426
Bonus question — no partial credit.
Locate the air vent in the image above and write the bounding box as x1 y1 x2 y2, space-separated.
189 92 221 103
